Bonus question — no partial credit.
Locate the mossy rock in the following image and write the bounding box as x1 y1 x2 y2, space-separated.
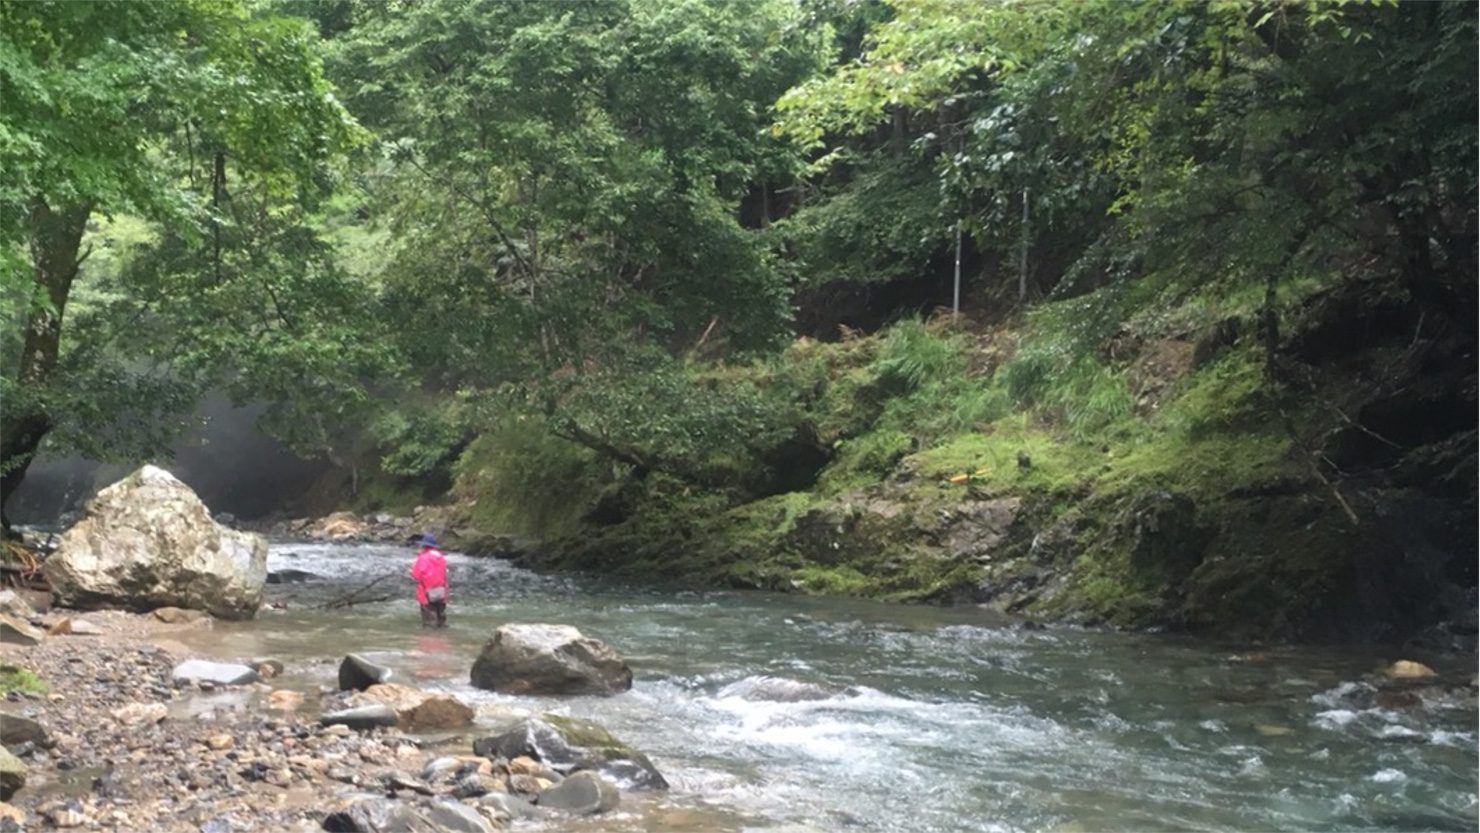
0 744 25 800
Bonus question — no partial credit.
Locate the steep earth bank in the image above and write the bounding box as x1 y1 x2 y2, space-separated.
463 276 1476 648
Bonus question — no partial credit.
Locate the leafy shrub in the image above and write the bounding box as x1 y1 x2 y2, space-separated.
452 417 604 538
874 320 964 394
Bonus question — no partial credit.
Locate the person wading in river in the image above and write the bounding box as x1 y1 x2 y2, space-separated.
411 533 449 628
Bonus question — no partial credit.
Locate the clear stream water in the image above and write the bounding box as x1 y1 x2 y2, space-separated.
179 542 1477 833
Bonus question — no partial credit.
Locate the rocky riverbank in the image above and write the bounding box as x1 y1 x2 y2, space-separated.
244 509 528 558
0 606 648 832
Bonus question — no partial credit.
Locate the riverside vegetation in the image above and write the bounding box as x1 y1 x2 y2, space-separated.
3 1 1475 646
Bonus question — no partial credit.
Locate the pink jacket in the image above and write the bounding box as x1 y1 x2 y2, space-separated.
411 547 448 604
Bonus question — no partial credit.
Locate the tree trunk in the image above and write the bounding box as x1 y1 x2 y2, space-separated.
0 199 91 533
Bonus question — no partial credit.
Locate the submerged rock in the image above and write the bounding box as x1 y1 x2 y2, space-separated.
469 624 631 696
339 654 392 692
265 569 321 585
537 770 619 815
172 659 258 687
43 466 267 619
319 705 398 731
1384 660 1437 680
473 716 667 790
716 675 838 702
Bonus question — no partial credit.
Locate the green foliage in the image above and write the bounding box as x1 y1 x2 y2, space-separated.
453 418 603 539
0 0 372 505
551 352 801 489
998 297 1134 439
0 664 47 695
327 0 821 385
371 402 466 478
874 320 961 394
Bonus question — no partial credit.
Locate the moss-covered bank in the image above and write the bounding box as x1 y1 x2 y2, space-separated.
445 274 1474 646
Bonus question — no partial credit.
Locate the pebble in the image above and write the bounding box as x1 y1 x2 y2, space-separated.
1 608 579 832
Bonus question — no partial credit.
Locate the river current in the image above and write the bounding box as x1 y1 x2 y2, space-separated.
179 542 1477 832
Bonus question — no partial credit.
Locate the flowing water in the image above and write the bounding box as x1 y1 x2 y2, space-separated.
181 542 1477 833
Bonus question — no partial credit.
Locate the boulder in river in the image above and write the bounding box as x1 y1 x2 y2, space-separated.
473 716 667 791
349 683 474 731
0 616 42 646
469 624 631 696
172 659 259 686
537 770 620 815
43 466 268 619
0 746 24 801
339 654 393 692
716 675 840 702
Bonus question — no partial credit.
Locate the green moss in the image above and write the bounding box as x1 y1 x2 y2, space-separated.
793 564 872 594
0 665 48 695
907 416 1101 495
542 714 637 756
453 420 605 539
818 429 914 493
1095 350 1300 499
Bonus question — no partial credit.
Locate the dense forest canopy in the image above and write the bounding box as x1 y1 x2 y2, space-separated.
2 0 1475 533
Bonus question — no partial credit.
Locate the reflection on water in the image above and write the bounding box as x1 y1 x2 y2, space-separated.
410 632 462 683
171 541 1479 833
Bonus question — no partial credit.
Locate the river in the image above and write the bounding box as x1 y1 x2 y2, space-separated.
179 542 1476 832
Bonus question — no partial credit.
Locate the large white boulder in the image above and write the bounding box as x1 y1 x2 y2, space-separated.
43 466 267 619
470 624 632 696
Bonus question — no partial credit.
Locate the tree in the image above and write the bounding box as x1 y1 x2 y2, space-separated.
0 0 366 529
316 0 826 484
774 0 1477 338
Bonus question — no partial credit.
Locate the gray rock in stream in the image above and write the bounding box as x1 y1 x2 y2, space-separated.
422 801 493 833
266 569 321 585
319 705 398 731
473 716 667 790
537 770 620 815
321 798 495 833
338 654 392 692
172 659 259 686
474 792 546 822
716 675 840 702
469 624 631 696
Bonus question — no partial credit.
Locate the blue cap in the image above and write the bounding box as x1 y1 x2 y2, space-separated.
419 533 438 547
